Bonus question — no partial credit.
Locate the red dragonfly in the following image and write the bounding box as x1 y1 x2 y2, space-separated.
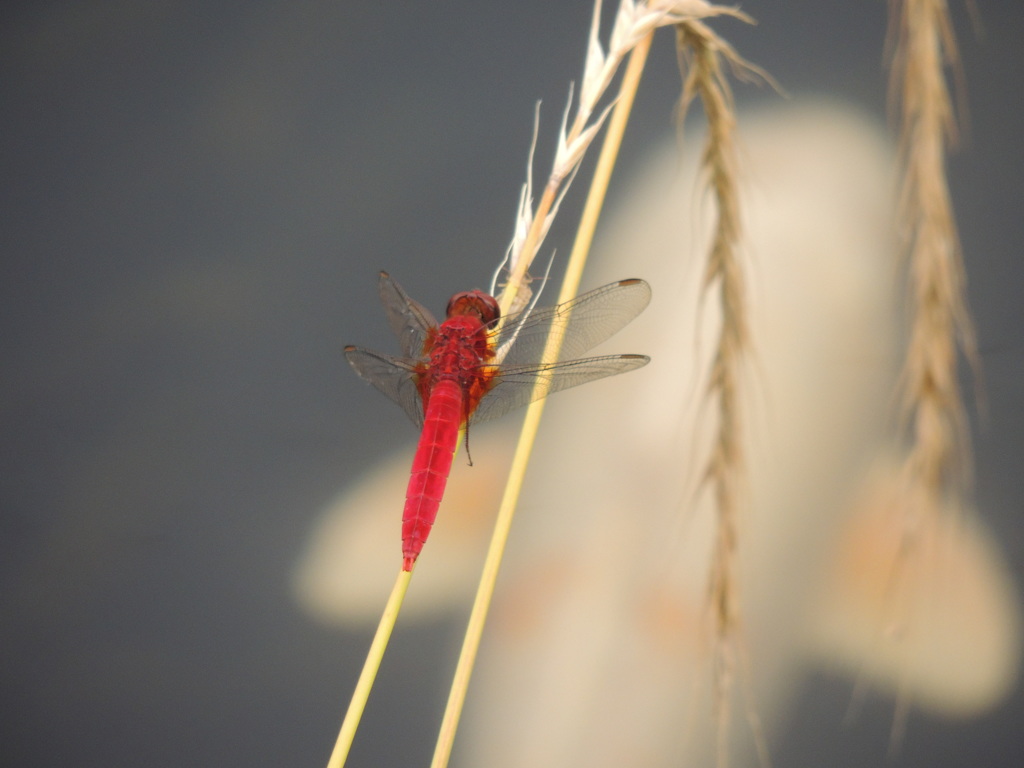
344 272 651 570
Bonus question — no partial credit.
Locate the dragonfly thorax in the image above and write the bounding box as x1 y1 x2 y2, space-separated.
416 314 498 423
426 316 494 377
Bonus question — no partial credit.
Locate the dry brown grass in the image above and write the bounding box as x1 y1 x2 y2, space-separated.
885 0 979 746
673 17 770 768
494 0 751 316
890 0 975 497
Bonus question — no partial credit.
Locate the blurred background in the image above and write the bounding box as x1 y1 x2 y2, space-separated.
2 1 1022 766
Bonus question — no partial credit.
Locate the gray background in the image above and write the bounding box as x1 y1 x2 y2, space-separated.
2 1 1022 766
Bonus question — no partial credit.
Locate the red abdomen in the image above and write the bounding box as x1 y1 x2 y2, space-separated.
401 378 464 570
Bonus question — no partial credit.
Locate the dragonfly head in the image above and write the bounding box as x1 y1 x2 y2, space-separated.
445 290 501 326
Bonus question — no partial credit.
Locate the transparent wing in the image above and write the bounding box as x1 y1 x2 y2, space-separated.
348 276 651 428
343 345 425 428
469 353 650 425
378 271 438 358
493 278 651 366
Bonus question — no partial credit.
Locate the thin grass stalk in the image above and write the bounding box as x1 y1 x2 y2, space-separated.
674 19 770 768
886 0 977 747
325 569 412 768
428 36 655 768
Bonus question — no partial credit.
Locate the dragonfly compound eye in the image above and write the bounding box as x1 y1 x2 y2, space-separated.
445 290 501 324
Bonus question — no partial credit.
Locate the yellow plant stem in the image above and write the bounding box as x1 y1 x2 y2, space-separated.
325 568 412 768
429 31 654 768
